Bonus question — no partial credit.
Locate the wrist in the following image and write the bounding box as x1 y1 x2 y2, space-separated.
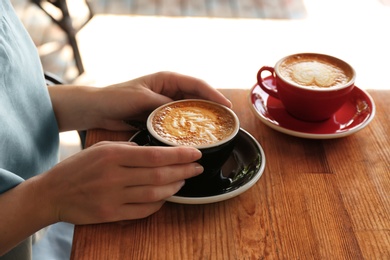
30 173 61 225
49 85 101 131
0 174 58 254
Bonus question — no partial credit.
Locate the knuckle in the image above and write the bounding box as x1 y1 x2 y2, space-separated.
150 167 167 185
95 204 116 222
94 144 118 162
147 148 165 164
92 140 111 148
176 147 189 160
143 188 161 202
139 203 164 218
131 202 164 220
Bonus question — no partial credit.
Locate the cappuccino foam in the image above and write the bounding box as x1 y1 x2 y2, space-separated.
279 55 352 88
152 101 236 146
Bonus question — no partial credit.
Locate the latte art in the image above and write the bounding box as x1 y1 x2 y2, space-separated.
279 55 352 88
152 101 236 146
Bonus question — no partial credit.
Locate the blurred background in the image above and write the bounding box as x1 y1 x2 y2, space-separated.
10 0 390 158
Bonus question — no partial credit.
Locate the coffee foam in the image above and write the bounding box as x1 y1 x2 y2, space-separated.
279 55 352 88
152 101 236 146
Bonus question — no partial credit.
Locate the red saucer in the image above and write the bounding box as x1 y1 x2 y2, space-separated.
249 79 375 139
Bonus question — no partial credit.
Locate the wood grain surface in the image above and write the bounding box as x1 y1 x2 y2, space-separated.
71 89 390 259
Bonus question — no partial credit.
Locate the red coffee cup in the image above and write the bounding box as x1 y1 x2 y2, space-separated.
257 53 356 122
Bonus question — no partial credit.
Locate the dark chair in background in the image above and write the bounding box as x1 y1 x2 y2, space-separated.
44 72 87 148
33 0 94 76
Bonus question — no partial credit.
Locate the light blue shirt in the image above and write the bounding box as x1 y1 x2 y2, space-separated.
0 0 59 192
1 1 72 259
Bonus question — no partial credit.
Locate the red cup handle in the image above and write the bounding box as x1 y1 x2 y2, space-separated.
257 66 279 99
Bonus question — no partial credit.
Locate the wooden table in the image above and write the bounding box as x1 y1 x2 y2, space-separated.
71 89 390 259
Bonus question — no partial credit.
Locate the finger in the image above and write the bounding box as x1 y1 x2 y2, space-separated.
111 180 185 221
117 201 165 220
118 163 203 186
169 73 232 107
91 141 136 148
115 144 202 167
148 72 233 108
121 180 185 204
91 141 202 167
129 146 202 167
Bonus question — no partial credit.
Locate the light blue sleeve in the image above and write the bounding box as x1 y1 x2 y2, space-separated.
0 0 60 193
0 1 67 259
0 168 25 194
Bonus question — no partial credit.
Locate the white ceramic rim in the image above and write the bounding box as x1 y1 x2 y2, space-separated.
274 53 357 92
147 99 240 149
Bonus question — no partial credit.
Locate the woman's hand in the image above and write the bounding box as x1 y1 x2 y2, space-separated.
48 72 232 132
41 141 203 224
0 141 203 253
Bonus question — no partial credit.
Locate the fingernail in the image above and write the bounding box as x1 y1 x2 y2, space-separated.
192 148 202 159
227 100 233 108
194 164 204 175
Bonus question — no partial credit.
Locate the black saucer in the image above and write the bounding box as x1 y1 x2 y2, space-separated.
129 128 266 202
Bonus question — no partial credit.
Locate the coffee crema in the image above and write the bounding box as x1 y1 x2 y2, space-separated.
151 101 236 146
278 54 353 89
